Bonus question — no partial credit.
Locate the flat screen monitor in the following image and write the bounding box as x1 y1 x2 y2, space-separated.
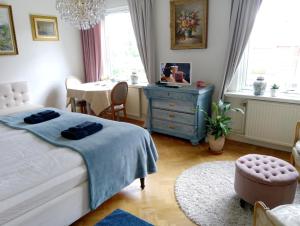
160 63 191 86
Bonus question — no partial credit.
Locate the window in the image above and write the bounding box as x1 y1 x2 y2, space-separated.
235 0 300 93
103 8 147 83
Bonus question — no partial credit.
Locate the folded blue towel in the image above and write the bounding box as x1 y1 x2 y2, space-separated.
24 110 60 124
61 121 103 140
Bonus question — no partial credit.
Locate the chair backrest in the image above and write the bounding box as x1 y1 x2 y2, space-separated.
65 77 82 90
294 122 300 144
111 82 128 106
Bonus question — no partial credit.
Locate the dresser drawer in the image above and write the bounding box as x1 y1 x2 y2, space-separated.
152 119 195 135
152 99 194 113
150 90 194 101
152 109 194 125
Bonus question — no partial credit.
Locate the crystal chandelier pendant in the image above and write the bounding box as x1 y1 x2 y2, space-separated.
56 0 105 30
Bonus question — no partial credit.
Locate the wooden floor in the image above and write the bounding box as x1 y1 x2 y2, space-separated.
72 133 290 226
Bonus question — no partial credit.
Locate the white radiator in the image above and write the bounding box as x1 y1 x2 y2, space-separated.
245 100 300 147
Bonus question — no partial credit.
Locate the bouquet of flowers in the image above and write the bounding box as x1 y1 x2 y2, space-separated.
176 10 200 38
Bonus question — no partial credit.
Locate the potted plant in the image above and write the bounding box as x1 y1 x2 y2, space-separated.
271 84 279 97
202 100 244 154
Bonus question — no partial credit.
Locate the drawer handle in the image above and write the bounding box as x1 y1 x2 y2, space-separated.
169 114 175 118
168 125 176 129
169 103 176 107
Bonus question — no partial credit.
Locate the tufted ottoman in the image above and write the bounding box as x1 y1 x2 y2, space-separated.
234 154 299 208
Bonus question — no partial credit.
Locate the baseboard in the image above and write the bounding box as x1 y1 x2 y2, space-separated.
227 133 292 152
127 114 145 121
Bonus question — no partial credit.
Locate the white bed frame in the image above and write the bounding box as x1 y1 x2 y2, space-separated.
0 81 146 226
4 183 90 226
0 81 90 226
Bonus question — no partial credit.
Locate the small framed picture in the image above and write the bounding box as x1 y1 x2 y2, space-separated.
0 4 18 55
30 15 59 41
170 0 208 49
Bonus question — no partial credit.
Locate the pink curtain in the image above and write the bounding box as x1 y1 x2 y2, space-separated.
81 24 102 83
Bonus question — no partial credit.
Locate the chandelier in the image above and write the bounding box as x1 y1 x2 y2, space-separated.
56 0 105 30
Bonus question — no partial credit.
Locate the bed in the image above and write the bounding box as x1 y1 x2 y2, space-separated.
0 82 158 226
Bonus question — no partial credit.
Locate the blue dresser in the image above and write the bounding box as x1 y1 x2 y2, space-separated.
143 84 214 145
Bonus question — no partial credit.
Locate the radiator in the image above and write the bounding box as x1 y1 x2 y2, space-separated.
245 100 300 147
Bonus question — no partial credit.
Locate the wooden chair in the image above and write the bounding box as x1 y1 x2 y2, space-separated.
100 82 128 121
291 122 300 172
65 77 87 114
253 201 300 226
253 201 276 226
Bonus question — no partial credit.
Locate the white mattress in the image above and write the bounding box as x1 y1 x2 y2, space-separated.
0 124 88 225
0 104 43 116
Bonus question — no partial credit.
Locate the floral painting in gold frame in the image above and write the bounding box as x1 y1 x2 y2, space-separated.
170 0 208 49
30 15 59 41
0 4 18 55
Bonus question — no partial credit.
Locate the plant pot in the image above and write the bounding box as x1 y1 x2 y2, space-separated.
207 134 225 154
270 88 277 97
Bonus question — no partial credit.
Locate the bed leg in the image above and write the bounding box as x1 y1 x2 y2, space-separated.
140 178 145 190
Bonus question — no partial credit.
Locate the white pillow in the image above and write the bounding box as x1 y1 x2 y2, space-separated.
267 204 300 226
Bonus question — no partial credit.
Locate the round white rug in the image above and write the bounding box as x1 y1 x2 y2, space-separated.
175 161 300 226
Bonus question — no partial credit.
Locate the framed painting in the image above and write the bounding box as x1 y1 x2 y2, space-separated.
170 0 208 49
30 15 59 41
0 4 18 55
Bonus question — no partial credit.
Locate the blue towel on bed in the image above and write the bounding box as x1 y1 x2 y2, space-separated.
0 108 158 210
61 121 103 140
24 110 60 124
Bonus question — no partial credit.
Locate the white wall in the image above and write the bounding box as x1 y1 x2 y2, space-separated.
0 0 232 107
154 0 231 98
0 0 84 108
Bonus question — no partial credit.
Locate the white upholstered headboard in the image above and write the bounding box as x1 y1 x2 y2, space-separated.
0 82 30 109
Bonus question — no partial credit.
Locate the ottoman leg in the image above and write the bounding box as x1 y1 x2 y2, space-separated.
240 199 246 208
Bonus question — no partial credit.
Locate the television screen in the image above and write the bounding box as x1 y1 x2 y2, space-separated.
160 63 191 85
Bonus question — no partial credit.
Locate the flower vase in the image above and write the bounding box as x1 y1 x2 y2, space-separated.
184 29 192 39
253 76 267 96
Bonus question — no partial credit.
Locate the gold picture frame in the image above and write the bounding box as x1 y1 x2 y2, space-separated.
170 0 208 49
30 15 59 41
0 4 18 55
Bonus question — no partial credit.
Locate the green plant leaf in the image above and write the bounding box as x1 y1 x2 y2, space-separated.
231 108 244 114
204 100 243 139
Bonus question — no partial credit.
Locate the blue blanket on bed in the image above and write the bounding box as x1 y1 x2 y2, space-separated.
0 108 158 209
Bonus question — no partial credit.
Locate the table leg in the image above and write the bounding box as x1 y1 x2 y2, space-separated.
86 102 92 115
70 98 76 112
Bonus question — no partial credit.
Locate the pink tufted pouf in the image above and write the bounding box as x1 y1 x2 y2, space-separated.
234 154 299 208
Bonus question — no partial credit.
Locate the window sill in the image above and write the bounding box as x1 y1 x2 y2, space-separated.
225 91 300 105
127 82 148 89
100 79 148 88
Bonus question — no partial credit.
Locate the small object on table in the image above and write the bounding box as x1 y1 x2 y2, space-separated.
131 71 139 84
196 80 206 88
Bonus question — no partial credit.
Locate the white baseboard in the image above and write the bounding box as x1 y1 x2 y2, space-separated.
227 133 292 152
127 114 145 121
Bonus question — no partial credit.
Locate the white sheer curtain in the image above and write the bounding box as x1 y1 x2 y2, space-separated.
127 0 156 84
220 0 263 98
